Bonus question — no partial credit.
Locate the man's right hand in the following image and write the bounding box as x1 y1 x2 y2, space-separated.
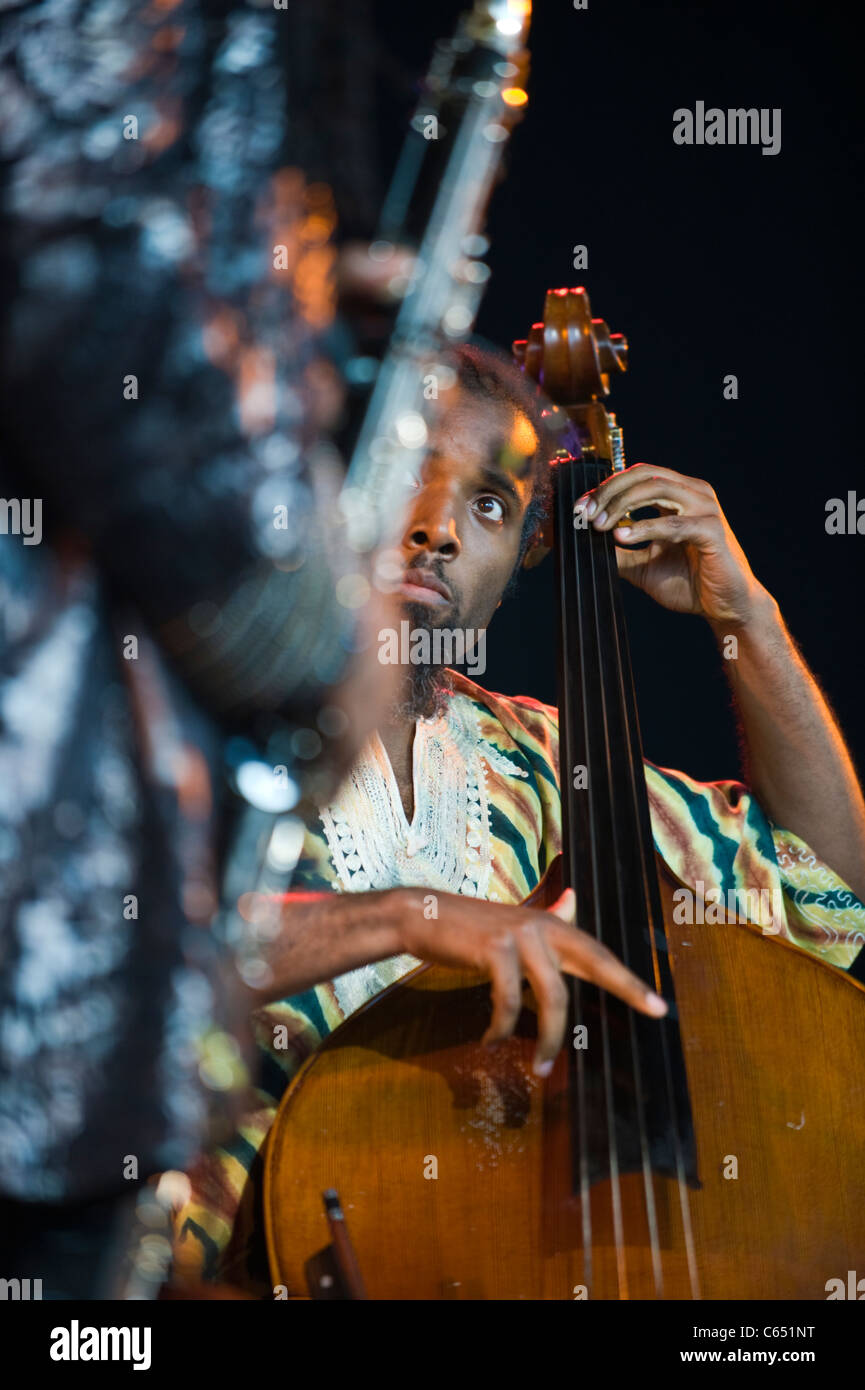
393 885 668 1076
246 883 667 1077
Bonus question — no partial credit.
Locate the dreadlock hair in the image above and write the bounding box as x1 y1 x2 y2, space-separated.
451 341 559 577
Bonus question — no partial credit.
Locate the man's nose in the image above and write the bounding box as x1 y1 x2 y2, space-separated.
403 495 461 560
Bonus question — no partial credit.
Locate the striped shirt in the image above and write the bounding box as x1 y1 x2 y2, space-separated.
172 673 865 1292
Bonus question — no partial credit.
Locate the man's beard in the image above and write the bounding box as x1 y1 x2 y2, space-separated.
390 601 455 722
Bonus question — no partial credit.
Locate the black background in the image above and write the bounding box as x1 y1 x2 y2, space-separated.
374 0 863 787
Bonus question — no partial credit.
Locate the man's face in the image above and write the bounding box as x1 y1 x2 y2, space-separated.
398 385 537 632
389 384 537 716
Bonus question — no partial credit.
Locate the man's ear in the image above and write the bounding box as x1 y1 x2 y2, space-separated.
522 539 550 569
522 513 553 568
522 506 555 568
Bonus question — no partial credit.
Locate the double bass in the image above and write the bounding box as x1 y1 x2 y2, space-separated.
263 287 865 1300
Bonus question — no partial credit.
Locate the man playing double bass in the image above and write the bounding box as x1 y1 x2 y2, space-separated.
172 345 865 1294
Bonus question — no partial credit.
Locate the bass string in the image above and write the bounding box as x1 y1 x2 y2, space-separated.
570 454 639 1297
575 454 649 1299
594 501 667 1298
565 452 621 1294
555 456 593 1292
605 525 701 1301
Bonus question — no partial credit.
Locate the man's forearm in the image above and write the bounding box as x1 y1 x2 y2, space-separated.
710 592 865 900
246 889 408 1006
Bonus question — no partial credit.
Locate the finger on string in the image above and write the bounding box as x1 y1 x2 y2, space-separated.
612 515 720 547
555 929 668 1018
481 937 523 1047
578 478 709 528
613 543 658 574
517 923 569 1075
573 463 709 516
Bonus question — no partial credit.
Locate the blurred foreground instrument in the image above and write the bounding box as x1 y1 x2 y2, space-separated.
341 0 532 553
214 0 533 1085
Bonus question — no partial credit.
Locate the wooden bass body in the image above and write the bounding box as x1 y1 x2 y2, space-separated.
264 856 865 1300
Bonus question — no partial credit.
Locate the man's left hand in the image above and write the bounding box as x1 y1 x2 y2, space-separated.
574 463 770 626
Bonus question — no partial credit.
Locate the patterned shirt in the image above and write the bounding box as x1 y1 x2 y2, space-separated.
172 672 865 1292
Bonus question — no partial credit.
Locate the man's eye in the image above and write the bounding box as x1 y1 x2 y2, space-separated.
473 494 505 523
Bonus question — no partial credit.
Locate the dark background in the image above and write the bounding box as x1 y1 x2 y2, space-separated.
374 0 863 785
